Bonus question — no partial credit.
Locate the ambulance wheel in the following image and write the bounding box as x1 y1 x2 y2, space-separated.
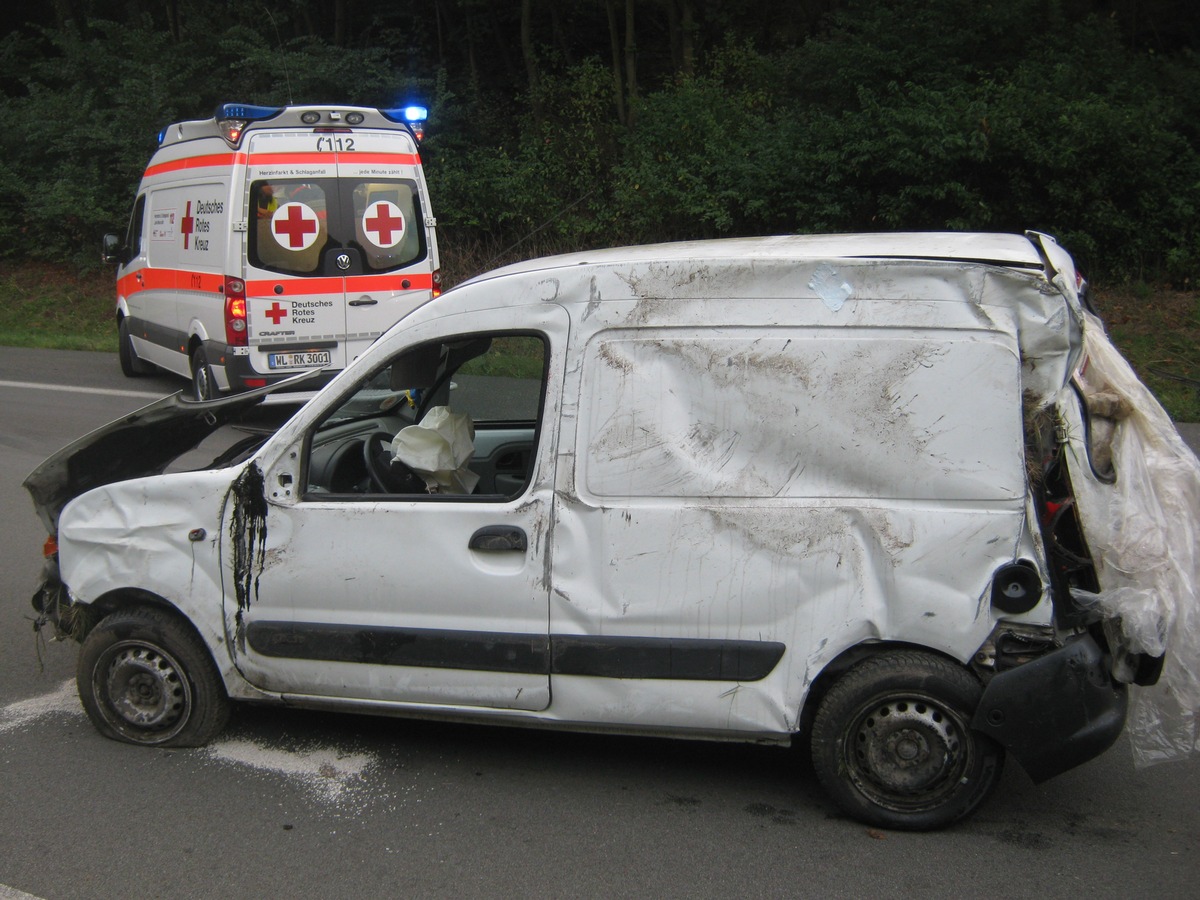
77 606 231 747
191 347 215 401
118 317 153 377
810 651 1004 831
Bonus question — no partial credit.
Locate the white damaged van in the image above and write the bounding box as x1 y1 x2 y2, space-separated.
102 103 440 399
27 233 1200 829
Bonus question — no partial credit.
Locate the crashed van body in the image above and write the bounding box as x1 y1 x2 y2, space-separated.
26 233 1200 830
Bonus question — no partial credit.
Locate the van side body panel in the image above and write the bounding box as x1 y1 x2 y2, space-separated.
523 259 1057 734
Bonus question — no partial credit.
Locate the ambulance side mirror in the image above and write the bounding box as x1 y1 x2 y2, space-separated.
101 233 123 265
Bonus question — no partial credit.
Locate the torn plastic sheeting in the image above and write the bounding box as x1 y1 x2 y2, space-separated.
391 406 480 494
1070 310 1200 766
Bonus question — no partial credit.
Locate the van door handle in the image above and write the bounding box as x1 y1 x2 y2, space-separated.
349 297 377 307
468 525 528 552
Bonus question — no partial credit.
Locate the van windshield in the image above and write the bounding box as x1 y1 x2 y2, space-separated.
248 177 426 276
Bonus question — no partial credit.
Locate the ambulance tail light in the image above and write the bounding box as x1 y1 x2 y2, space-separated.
432 269 442 298
224 277 248 347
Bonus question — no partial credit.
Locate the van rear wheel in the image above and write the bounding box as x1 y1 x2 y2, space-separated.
118 317 154 377
191 346 215 401
810 651 1004 830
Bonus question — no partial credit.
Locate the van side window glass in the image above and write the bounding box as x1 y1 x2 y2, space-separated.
579 332 1024 501
352 180 425 272
125 195 146 264
248 180 328 274
248 178 426 276
304 332 548 499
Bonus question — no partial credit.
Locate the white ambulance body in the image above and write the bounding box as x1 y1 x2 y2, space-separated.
104 103 440 399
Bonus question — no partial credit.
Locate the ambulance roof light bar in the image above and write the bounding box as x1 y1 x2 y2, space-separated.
382 105 428 142
213 103 283 147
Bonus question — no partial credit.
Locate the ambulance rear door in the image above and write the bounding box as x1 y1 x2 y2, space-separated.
243 128 434 381
335 127 436 366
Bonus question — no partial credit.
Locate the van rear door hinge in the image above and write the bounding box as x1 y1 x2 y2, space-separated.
232 221 248 233
424 216 437 228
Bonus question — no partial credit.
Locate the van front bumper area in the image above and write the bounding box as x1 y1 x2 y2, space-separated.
972 633 1128 783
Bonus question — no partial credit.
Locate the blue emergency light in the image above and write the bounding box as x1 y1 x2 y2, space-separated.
382 105 427 124
216 104 283 122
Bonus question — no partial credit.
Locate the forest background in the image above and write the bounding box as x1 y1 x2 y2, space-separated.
1 0 1198 415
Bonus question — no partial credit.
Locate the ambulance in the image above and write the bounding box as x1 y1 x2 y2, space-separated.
102 103 441 399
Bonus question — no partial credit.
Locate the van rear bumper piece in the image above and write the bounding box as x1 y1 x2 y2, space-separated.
223 347 339 393
971 633 1128 783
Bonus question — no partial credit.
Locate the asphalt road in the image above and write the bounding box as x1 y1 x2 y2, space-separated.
1 347 1198 900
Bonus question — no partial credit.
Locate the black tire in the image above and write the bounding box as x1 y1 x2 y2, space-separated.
810 651 1004 831
191 346 215 401
76 606 231 747
118 317 154 377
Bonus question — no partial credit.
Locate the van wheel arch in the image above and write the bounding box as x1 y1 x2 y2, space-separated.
117 315 154 377
798 642 969 740
82 589 204 640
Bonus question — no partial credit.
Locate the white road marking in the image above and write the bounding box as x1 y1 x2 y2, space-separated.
0 379 167 400
0 884 48 900
0 680 80 733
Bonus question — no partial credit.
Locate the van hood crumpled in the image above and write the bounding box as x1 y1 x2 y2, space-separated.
23 372 318 534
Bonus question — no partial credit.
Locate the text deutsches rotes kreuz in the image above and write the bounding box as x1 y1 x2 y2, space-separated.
290 298 335 325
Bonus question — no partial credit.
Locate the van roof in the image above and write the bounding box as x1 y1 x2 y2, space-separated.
464 232 1048 285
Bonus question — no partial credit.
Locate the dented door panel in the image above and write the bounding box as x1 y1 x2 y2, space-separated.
54 469 245 688
547 297 1038 734
221 304 570 711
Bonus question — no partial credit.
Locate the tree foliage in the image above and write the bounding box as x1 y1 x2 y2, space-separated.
0 0 1196 281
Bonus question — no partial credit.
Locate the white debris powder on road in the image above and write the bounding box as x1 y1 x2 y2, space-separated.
204 737 377 804
0 680 80 733
3 682 382 810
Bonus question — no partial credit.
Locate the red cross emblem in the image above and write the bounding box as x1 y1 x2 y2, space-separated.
264 302 288 324
180 201 195 249
362 201 405 248
272 203 320 250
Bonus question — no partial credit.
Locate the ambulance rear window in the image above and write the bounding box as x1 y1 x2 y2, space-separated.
248 177 426 277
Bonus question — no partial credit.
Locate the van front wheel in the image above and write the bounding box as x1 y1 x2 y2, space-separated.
811 651 1004 830
77 606 231 747
191 346 215 401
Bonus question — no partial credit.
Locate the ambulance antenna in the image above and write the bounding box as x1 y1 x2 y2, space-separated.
484 188 598 270
263 5 295 105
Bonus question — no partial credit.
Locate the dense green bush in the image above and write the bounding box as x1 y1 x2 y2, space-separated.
0 0 1196 283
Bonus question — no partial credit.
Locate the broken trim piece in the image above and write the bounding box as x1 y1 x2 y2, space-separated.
972 633 1128 782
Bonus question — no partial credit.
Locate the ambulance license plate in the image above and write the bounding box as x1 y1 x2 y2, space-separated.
268 350 331 369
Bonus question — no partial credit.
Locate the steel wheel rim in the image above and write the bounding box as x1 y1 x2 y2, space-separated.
193 365 211 401
843 691 974 813
94 640 192 743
